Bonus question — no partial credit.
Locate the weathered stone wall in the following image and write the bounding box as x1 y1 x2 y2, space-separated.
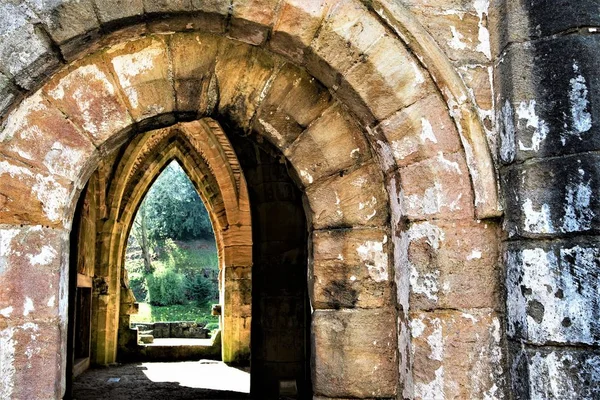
491 0 600 398
0 0 512 399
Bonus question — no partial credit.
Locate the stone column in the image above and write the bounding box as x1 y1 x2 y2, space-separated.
492 1 600 397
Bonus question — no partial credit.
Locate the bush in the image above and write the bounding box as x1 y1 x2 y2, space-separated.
146 267 187 306
185 274 217 306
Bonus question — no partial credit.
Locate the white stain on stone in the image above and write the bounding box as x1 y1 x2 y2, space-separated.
448 26 468 50
23 297 34 316
411 62 426 86
356 236 388 282
258 118 284 144
350 148 360 157
0 307 13 318
299 169 313 184
406 182 463 216
47 296 55 307
517 100 549 152
467 249 482 260
420 118 438 143
352 176 367 187
427 319 444 361
500 100 516 163
474 0 492 59
0 327 16 399
506 246 599 344
0 91 45 144
27 245 57 266
358 196 378 220
391 137 419 161
111 42 164 109
403 222 445 301
53 64 119 137
32 174 69 222
0 228 20 256
410 318 426 338
415 366 445 399
43 142 85 182
437 152 462 174
562 168 594 232
522 198 554 234
462 313 478 323
0 160 34 179
564 62 592 145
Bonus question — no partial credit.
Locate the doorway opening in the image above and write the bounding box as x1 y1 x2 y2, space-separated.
124 160 220 350
67 120 311 399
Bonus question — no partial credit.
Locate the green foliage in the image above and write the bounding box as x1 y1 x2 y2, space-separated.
158 238 219 274
146 267 187 306
131 302 219 325
139 161 214 241
128 271 148 302
185 274 217 306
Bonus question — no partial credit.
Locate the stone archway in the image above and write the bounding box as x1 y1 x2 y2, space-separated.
71 119 253 366
0 1 502 399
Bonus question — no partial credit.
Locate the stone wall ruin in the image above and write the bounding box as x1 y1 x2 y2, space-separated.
0 0 597 399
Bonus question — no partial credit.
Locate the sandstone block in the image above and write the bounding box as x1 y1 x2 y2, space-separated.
313 309 397 398
497 35 600 163
214 42 278 127
409 6 491 64
229 0 279 45
409 309 504 399
311 228 391 309
0 156 74 227
306 162 389 229
2 320 63 399
253 63 332 150
269 0 332 63
509 344 600 399
307 0 386 88
376 93 462 169
0 226 67 321
502 154 600 239
169 33 221 113
0 91 97 183
286 104 370 186
223 245 252 267
94 0 144 24
104 36 175 122
143 0 192 13
28 0 99 45
43 55 133 150
403 219 500 310
505 239 600 345
338 33 432 121
399 151 474 220
191 0 231 14
0 2 60 89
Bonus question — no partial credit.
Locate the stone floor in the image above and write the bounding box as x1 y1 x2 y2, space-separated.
71 360 251 399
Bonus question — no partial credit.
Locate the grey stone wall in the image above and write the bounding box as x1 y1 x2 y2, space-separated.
492 0 600 397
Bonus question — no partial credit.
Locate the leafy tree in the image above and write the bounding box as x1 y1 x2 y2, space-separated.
133 161 214 242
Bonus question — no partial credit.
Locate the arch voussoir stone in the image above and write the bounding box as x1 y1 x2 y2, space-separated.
285 102 371 187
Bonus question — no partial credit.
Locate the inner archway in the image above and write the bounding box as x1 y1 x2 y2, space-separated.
124 160 220 348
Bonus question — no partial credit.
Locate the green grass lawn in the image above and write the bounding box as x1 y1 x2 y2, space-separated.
131 301 219 325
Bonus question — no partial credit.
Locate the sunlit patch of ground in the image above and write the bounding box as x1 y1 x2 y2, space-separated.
72 360 250 399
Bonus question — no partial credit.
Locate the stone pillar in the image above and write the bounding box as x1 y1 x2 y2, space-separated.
492 1 600 397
